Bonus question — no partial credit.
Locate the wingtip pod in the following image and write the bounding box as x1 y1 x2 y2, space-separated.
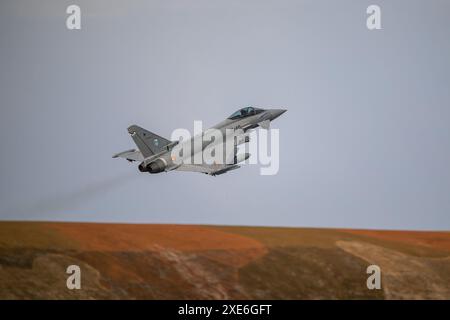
112 149 137 159
234 153 250 164
210 164 240 176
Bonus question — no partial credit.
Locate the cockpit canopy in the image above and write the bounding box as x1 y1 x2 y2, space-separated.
227 107 265 120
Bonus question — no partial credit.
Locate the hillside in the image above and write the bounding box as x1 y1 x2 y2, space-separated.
0 222 449 299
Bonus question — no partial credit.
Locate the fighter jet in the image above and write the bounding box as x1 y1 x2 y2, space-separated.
113 107 286 176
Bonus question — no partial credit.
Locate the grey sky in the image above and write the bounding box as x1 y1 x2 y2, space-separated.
1 0 449 230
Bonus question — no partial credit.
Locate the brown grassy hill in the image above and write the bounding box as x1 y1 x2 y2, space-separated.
0 222 449 299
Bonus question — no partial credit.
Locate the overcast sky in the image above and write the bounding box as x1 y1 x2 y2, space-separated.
1 0 449 230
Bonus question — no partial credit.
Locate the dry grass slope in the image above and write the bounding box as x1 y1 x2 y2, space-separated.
0 222 449 299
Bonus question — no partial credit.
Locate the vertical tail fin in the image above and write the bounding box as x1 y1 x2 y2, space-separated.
127 125 171 158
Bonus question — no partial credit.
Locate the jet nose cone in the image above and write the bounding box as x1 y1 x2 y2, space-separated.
270 108 287 120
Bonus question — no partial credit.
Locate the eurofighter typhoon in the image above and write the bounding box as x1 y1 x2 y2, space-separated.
113 107 286 176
